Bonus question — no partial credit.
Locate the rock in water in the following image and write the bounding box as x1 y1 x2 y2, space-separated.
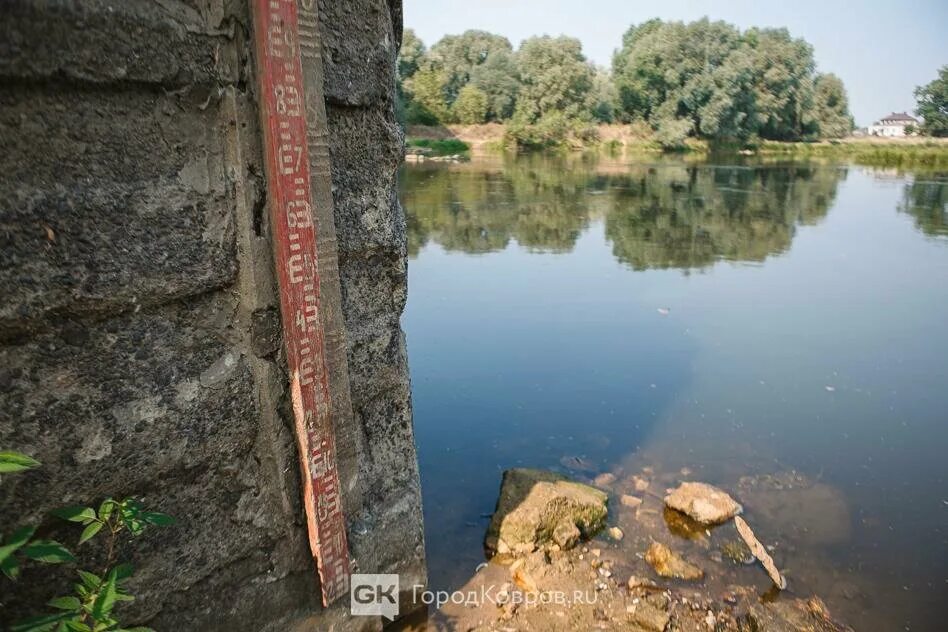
664 481 741 524
559 455 598 473
734 516 787 589
632 475 650 491
746 597 852 632
737 476 850 546
594 472 617 487
485 468 608 556
644 542 704 580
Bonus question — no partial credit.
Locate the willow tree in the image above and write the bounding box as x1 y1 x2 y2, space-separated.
452 85 490 124
915 66 948 137
469 50 520 121
514 35 594 122
745 28 817 140
612 19 849 144
398 28 426 80
429 30 515 104
812 73 853 138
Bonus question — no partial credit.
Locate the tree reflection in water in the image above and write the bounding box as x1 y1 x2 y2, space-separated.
898 175 948 237
400 155 849 269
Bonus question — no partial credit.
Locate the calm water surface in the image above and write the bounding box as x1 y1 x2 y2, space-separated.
399 155 948 631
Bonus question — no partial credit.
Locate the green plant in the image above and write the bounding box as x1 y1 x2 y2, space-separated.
0 450 40 478
2 451 174 632
1 452 74 581
406 138 470 156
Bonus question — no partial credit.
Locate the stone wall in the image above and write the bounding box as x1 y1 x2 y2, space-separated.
0 1 424 630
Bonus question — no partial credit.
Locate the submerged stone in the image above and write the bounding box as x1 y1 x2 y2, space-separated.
594 472 617 487
739 477 851 546
485 468 608 556
645 541 704 580
745 597 852 632
663 506 709 540
720 539 754 565
559 455 598 473
664 481 741 524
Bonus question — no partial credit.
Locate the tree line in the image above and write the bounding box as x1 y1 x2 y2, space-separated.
397 19 854 148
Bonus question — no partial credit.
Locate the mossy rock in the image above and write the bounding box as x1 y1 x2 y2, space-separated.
484 468 608 556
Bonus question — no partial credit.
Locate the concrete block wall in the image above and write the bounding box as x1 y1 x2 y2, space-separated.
0 1 424 629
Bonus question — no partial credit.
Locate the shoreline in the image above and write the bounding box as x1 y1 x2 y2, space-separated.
405 123 948 168
406 466 856 632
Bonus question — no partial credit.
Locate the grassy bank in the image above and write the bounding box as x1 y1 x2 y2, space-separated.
406 124 948 169
757 139 948 169
406 137 471 157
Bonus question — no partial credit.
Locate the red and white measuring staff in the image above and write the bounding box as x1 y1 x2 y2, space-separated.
251 0 350 606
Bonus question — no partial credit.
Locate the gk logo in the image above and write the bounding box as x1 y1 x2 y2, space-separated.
350 574 399 621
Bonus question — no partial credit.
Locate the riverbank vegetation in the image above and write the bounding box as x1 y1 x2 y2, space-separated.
398 19 856 149
757 138 948 169
1 451 174 631
406 137 471 157
400 25 948 157
914 65 948 137
407 122 948 170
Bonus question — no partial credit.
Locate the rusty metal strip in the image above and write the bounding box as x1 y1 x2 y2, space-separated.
251 0 350 605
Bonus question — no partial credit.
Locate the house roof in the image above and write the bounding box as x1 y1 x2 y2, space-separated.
879 112 917 123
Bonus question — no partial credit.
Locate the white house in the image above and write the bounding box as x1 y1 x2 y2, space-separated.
868 112 919 137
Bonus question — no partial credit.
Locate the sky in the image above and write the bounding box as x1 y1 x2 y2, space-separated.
404 0 948 126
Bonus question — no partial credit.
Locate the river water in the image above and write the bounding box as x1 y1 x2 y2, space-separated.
399 155 947 631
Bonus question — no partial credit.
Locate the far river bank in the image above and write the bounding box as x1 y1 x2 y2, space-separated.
405 123 948 170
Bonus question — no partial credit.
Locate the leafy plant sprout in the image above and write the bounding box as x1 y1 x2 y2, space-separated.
1 450 174 632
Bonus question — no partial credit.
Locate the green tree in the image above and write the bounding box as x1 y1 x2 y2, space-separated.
397 29 428 125
611 18 665 121
697 42 757 141
507 36 596 147
398 28 426 81
429 30 515 105
611 19 847 144
405 64 451 124
812 73 853 138
612 19 751 145
745 28 818 140
588 68 619 123
514 35 595 123
452 85 489 124
915 65 948 137
469 50 520 120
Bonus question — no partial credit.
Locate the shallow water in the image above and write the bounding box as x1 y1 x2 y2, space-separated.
399 155 948 631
